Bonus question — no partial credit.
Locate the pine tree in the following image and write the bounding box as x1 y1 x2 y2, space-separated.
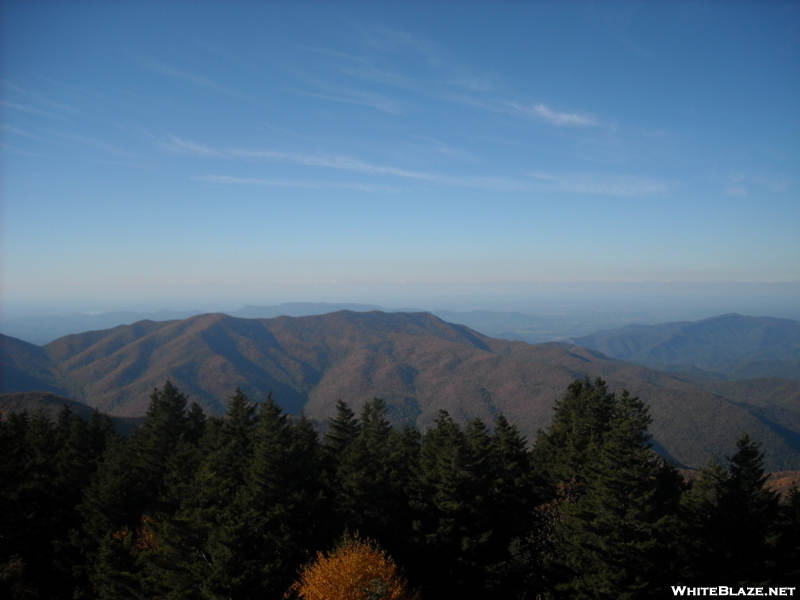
334 399 402 540
557 390 675 598
202 393 324 599
127 381 190 513
323 399 361 460
531 379 679 599
77 382 192 598
680 434 781 585
77 434 140 599
490 414 534 537
410 411 496 599
530 377 615 499
139 388 258 598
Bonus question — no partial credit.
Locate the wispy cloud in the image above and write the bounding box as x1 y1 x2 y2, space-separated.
0 124 48 141
0 141 42 156
298 45 369 63
135 57 247 99
529 171 672 195
196 175 315 187
51 131 141 158
722 172 792 196
361 26 441 63
161 135 224 157
165 136 667 196
289 87 402 114
725 185 748 196
193 174 398 193
407 135 480 163
2 101 62 119
296 27 610 133
443 77 495 93
509 102 600 127
163 136 516 189
229 148 453 183
2 80 78 113
339 64 601 130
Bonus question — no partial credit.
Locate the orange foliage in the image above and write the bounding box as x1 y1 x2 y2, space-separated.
287 535 418 600
134 514 159 552
110 515 159 552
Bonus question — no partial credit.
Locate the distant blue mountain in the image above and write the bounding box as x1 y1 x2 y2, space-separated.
569 314 800 381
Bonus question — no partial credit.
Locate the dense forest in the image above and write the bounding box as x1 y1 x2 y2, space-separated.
1 379 798 599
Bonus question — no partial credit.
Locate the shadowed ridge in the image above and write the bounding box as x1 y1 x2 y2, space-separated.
194 315 314 414
546 341 617 363
0 390 142 436
1 333 69 395
0 390 93 419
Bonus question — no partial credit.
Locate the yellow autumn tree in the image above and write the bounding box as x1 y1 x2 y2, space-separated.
287 534 419 600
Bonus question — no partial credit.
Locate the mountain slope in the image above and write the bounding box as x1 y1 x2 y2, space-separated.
0 310 203 345
2 311 799 470
0 333 70 395
569 314 800 380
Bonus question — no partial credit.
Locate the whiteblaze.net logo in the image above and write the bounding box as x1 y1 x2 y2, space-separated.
672 587 796 597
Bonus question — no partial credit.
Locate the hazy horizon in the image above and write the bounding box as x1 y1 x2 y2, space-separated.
3 281 799 323
2 2 798 318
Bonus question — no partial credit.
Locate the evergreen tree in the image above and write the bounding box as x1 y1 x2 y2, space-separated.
555 390 675 598
127 381 190 513
185 401 207 446
138 388 257 598
680 434 781 585
411 411 497 599
77 381 191 598
490 414 534 538
483 414 537 596
0 411 34 599
531 379 679 599
13 410 62 597
530 377 615 499
202 393 323 599
51 410 101 590
333 399 403 541
322 399 360 461
77 435 140 598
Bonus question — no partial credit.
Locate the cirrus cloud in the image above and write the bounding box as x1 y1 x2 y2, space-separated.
509 102 600 127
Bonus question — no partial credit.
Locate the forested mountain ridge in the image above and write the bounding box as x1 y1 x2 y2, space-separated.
2 310 800 470
569 313 800 380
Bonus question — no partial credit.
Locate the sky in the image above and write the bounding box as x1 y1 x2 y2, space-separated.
1 1 799 318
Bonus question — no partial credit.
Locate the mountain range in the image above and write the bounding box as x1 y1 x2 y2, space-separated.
569 313 800 381
2 310 800 471
0 302 694 346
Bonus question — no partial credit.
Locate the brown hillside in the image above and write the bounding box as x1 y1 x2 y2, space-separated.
0 311 794 470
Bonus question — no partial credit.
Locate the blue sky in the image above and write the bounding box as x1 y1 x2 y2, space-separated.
2 1 799 316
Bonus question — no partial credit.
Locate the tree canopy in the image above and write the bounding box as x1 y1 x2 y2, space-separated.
1 378 797 599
